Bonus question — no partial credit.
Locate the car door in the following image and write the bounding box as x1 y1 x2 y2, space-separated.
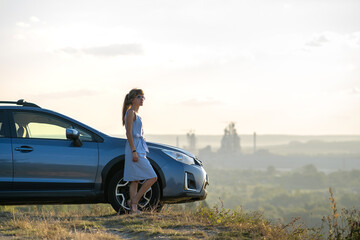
11 110 99 191
0 110 12 190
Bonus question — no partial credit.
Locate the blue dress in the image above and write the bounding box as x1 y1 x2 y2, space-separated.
123 110 157 181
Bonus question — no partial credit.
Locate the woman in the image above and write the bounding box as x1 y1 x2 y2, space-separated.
122 88 157 214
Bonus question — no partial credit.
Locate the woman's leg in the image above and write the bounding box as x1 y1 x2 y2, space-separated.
133 177 157 205
129 181 139 212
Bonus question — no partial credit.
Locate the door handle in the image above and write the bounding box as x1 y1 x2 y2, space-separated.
15 146 34 153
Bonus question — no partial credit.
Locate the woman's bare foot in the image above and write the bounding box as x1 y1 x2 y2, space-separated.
128 199 141 214
131 203 139 214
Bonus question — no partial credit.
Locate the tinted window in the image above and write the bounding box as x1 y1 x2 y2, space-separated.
12 111 94 141
0 111 5 138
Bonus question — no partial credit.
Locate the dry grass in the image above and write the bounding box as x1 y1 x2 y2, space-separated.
2 199 357 240
0 205 118 240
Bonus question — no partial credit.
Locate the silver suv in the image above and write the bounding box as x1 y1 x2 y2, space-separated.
0 100 208 213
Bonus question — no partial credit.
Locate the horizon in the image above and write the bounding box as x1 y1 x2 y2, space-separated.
125 133 360 152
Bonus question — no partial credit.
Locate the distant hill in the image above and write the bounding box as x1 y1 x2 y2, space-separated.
266 140 360 155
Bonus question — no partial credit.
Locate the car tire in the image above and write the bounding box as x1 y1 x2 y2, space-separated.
107 170 162 214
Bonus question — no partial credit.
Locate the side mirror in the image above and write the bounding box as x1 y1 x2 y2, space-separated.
66 128 83 147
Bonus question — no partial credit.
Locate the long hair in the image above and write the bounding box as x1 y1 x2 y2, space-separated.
122 88 144 125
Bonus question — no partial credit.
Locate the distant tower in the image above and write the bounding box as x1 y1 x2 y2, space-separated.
186 130 196 153
253 132 257 154
218 122 241 154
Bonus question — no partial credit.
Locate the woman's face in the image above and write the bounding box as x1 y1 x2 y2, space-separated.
132 94 145 106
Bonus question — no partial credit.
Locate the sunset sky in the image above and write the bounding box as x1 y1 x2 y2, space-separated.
0 0 359 135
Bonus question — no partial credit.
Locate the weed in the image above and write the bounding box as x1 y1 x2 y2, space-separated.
321 187 360 240
194 198 321 239
342 208 360 239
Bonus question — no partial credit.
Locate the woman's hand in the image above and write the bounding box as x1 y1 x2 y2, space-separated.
132 152 139 162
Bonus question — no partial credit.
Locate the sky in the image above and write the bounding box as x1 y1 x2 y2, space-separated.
0 0 359 136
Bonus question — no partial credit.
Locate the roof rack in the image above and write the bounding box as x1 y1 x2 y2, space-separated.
0 99 40 108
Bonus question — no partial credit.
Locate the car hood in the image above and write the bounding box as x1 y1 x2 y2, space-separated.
147 141 196 158
110 136 196 158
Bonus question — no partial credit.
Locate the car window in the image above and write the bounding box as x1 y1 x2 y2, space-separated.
0 111 5 138
12 111 94 141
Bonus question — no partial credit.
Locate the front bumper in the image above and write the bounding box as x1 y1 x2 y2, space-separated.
160 162 209 204
161 185 208 204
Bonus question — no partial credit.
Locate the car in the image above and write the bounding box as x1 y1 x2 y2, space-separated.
0 99 208 213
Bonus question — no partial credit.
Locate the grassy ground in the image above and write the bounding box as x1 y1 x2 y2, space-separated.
0 203 322 240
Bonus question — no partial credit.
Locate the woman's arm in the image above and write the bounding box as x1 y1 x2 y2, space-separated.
125 110 139 162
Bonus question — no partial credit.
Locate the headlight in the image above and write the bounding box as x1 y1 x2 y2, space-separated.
162 149 195 165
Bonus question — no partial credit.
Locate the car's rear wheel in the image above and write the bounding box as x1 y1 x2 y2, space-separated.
107 171 162 214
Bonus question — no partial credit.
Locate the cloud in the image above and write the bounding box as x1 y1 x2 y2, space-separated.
16 22 30 28
180 98 223 107
340 87 360 95
58 44 144 57
16 16 40 28
305 35 329 47
348 32 360 48
58 47 79 55
30 16 40 23
14 16 41 39
301 32 360 53
13 34 26 40
303 31 360 50
33 89 99 99
351 87 360 95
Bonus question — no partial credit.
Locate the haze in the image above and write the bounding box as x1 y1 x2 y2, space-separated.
0 0 359 136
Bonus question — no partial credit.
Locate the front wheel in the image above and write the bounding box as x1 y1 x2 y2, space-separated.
107 171 162 214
